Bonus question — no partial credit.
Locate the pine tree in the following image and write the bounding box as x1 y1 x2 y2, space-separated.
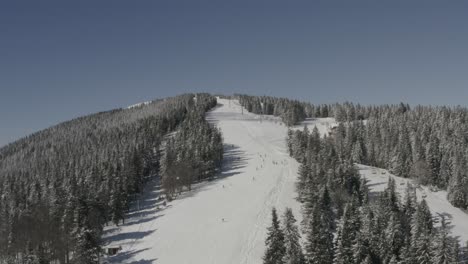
426 134 441 185
415 234 433 264
402 183 416 221
263 208 286 264
305 205 334 264
296 162 310 201
452 239 462 264
384 212 404 260
287 129 294 156
380 177 400 213
352 142 364 164
354 205 376 263
334 201 360 264
72 227 100 264
438 151 452 189
391 126 412 177
432 215 458 264
398 242 413 264
317 186 334 231
353 231 371 264
447 167 467 209
411 200 434 264
282 208 305 264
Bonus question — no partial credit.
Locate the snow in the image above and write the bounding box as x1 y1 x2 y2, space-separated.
102 98 303 264
358 164 468 245
127 101 152 109
291 117 337 137
103 98 468 263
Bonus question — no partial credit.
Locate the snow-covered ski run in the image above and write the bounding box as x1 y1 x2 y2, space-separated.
102 98 468 263
102 98 304 264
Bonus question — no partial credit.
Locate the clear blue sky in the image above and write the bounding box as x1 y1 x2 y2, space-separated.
1 0 468 147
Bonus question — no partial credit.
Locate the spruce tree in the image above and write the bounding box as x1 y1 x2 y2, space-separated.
72 227 100 264
334 201 360 264
263 208 286 264
383 212 404 260
282 208 305 264
425 134 441 185
432 215 458 264
305 205 334 264
402 183 416 227
415 234 433 264
447 168 467 209
353 231 371 264
411 200 434 264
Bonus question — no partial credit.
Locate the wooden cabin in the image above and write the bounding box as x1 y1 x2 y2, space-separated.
105 246 122 256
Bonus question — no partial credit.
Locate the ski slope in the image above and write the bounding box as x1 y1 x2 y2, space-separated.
127 101 152 109
103 98 468 263
291 117 337 137
359 164 468 245
102 98 303 264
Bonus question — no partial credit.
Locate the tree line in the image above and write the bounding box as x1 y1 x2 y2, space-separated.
233 94 468 263
160 100 223 200
332 104 468 210
0 93 221 263
264 125 466 264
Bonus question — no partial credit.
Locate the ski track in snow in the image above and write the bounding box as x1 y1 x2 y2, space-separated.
102 98 303 264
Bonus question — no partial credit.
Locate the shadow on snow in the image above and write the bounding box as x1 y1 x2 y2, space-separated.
173 143 248 200
103 143 248 262
105 247 157 264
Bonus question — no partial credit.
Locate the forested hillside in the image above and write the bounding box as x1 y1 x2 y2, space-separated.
0 93 222 263
284 126 465 263
236 95 468 262
238 95 468 210
237 95 368 126
334 105 468 210
161 105 223 200
1 93 468 264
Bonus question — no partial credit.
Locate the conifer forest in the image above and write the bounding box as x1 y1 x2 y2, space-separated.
1 94 467 264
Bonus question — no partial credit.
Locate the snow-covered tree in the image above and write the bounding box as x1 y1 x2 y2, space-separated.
305 205 334 264
335 201 360 264
282 208 305 264
411 200 434 263
432 215 458 264
263 208 286 264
